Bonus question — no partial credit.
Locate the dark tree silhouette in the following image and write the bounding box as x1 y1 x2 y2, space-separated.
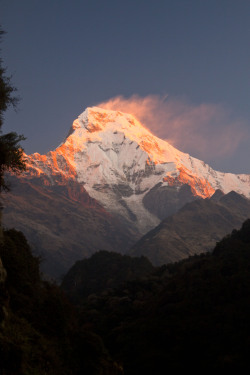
0 27 26 193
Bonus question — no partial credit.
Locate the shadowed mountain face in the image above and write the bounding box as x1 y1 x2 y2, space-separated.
129 191 250 265
142 183 197 220
2 176 140 279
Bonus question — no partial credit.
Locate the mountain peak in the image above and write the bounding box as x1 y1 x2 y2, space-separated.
75 106 145 135
22 106 250 233
67 105 180 168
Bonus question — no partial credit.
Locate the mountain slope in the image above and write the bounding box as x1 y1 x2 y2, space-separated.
2 106 250 276
61 250 154 301
72 219 250 372
22 107 250 232
2 176 140 278
129 191 250 265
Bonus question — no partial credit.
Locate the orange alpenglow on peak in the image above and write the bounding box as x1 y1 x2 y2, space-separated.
20 106 250 212
163 166 215 198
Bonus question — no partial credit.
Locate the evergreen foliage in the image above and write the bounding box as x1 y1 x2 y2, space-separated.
62 220 250 372
0 27 26 193
2 218 250 373
61 250 154 301
0 229 122 374
0 30 18 128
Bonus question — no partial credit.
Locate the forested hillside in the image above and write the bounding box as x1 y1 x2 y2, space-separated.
0 229 122 374
1 219 250 373
63 219 250 372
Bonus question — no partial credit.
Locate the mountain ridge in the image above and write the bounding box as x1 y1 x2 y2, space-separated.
129 190 250 265
22 106 250 233
2 106 250 277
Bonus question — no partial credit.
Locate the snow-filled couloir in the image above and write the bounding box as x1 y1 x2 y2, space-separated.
23 106 250 233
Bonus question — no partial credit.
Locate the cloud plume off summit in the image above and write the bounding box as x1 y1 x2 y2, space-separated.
97 94 248 167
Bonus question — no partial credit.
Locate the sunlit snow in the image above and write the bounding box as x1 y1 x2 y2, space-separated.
23 106 250 233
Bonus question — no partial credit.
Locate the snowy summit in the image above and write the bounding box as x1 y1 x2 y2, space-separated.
24 106 250 233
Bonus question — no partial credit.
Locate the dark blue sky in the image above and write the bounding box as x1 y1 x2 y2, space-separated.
1 0 250 173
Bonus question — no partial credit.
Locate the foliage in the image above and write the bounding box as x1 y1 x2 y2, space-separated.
0 229 122 374
0 132 26 191
63 220 250 372
0 30 18 128
61 250 154 301
0 27 26 193
2 217 250 373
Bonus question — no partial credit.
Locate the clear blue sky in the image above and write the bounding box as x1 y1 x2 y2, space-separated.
1 0 250 173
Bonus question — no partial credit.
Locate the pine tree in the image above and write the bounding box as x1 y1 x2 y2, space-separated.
0 28 26 191
0 27 26 235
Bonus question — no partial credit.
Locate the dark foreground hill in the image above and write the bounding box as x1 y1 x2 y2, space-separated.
129 190 250 265
0 229 122 375
62 219 250 372
61 250 154 302
2 219 250 373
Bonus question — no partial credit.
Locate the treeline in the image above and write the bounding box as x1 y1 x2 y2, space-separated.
62 219 250 373
0 229 122 375
1 219 250 373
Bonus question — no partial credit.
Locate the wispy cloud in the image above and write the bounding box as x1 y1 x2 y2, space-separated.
97 94 248 163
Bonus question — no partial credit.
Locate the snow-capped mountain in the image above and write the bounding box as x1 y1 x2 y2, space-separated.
3 106 250 278
23 106 250 233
